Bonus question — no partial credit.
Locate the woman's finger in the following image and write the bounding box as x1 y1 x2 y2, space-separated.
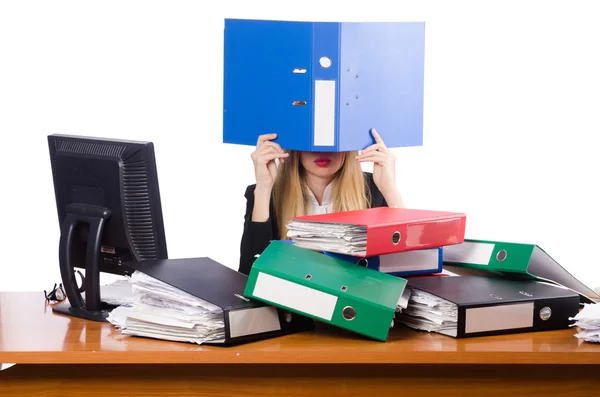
259 141 285 154
256 133 278 147
258 151 289 165
257 147 287 162
356 152 387 164
256 145 280 157
371 128 387 147
360 142 385 154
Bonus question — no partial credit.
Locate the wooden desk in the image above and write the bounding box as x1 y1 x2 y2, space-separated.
1 291 598 396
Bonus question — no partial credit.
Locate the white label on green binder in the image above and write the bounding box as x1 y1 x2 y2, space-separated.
443 241 495 265
252 272 338 321
313 80 335 146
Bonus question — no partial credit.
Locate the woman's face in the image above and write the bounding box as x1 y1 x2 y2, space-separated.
299 151 345 179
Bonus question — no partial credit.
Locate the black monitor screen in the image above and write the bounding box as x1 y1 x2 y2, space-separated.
48 134 168 321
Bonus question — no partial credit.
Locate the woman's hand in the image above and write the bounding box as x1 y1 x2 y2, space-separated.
356 129 404 208
250 133 289 192
250 133 288 222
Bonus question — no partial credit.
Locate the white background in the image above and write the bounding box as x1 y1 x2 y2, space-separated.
0 0 598 292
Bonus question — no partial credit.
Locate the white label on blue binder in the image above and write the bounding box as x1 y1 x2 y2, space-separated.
465 302 534 334
313 80 336 146
380 248 440 272
252 272 338 321
228 306 281 338
442 241 495 265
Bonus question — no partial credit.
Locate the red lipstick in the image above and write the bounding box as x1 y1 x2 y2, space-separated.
314 157 331 167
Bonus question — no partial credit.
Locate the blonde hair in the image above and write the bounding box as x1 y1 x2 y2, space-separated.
272 151 370 239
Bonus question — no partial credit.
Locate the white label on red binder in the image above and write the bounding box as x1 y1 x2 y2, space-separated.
253 272 338 321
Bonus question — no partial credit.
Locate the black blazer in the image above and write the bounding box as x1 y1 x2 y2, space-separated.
238 172 387 275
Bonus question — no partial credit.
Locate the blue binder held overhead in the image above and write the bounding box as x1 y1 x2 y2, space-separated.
223 18 425 152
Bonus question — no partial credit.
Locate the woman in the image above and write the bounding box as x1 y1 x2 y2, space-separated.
238 128 404 275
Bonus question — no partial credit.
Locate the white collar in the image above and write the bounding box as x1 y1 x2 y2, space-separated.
307 182 334 214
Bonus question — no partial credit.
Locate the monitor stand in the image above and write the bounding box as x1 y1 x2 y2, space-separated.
53 203 115 322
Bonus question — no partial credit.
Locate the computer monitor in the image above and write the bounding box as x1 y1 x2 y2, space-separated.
48 134 168 322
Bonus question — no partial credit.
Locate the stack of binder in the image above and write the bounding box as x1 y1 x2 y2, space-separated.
244 207 468 342
287 207 467 277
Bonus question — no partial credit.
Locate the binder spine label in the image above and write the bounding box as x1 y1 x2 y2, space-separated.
443 241 495 265
379 248 440 272
251 272 338 321
313 80 336 146
465 302 534 334
311 22 340 149
228 306 282 338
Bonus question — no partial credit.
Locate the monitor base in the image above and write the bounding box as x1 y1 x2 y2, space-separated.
52 301 118 323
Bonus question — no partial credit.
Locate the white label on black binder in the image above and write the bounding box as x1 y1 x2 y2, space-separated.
465 302 534 334
228 306 281 338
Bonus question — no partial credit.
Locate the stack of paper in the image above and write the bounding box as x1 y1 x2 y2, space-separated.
391 288 413 328
570 303 600 343
394 288 459 337
287 221 367 255
101 279 135 306
108 271 226 344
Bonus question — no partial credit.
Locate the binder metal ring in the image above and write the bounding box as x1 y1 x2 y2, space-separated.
392 231 401 245
319 56 332 68
496 249 507 262
357 258 368 267
539 306 552 321
305 274 312 281
342 306 356 321
496 250 507 262
341 285 348 292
